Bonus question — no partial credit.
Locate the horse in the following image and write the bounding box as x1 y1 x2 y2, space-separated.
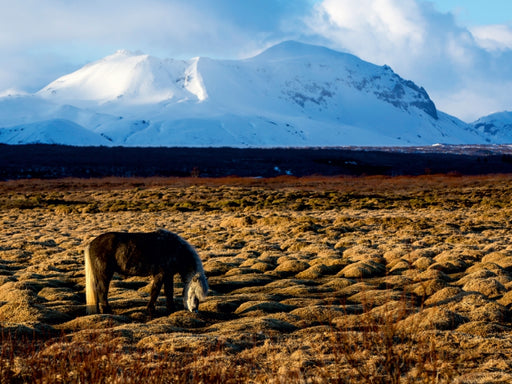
84 229 208 316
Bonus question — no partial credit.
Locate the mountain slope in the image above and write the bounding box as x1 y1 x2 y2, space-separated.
0 119 110 146
0 41 494 147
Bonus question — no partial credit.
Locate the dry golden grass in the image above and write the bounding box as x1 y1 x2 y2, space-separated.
2 175 512 382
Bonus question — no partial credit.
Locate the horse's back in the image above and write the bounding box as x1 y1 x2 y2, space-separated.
90 231 162 250
88 232 125 259
88 231 180 275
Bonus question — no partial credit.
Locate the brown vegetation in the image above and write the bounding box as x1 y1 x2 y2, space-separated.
2 175 512 382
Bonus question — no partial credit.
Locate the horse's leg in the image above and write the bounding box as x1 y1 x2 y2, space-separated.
148 272 164 316
93 258 113 314
97 273 113 314
163 273 175 314
97 276 112 313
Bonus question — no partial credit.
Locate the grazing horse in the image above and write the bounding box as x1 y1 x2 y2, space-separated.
84 229 208 315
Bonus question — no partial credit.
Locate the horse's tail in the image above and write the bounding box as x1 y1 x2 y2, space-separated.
84 243 98 314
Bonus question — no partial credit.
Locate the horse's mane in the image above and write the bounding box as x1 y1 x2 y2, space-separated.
159 229 205 274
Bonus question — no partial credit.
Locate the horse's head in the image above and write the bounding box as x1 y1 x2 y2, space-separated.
188 293 200 313
184 272 209 313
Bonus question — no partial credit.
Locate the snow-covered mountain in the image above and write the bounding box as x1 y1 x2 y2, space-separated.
470 111 512 143
0 41 506 146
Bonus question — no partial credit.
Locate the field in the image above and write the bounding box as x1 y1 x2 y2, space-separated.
2 175 512 383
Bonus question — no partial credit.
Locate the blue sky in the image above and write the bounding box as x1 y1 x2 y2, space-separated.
0 0 511 121
426 0 512 25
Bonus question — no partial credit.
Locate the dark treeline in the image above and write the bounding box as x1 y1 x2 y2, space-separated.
2 144 512 180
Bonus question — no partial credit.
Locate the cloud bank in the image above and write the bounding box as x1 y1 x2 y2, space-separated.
0 0 510 121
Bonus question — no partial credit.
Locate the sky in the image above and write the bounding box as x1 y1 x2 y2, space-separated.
0 0 511 122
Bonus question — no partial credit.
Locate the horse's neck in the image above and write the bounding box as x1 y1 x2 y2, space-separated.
179 267 196 283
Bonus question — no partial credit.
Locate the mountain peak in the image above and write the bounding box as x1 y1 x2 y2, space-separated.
252 41 439 119
36 50 208 105
112 49 142 57
254 40 349 61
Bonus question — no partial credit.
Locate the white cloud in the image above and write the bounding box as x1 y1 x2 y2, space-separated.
471 24 512 51
0 0 310 59
306 0 473 77
309 0 426 57
0 1 246 57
